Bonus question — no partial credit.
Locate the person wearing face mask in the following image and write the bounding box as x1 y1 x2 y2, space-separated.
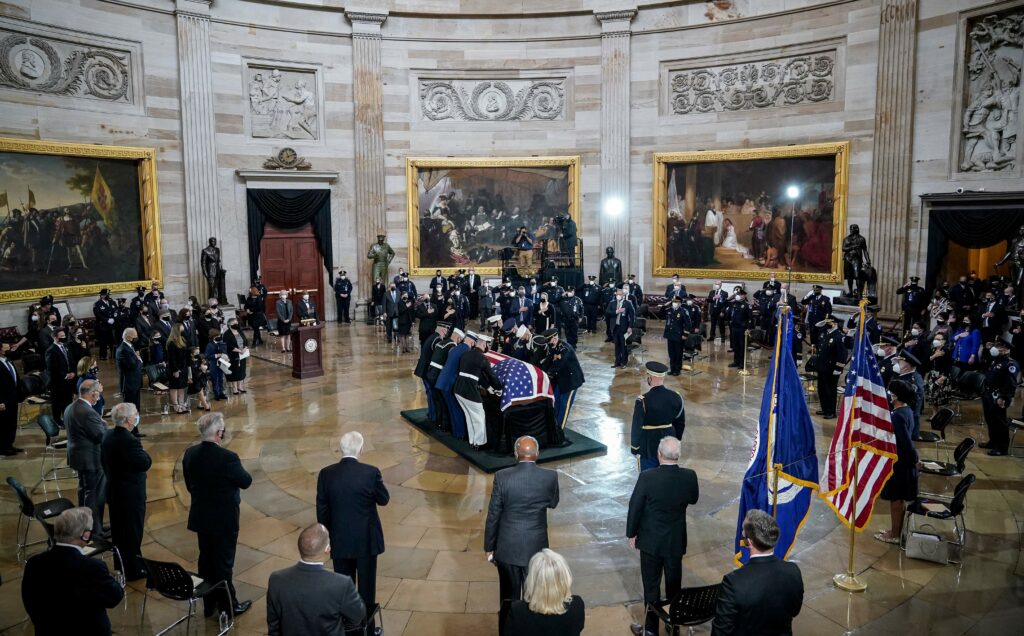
93 288 117 361
241 287 265 346
951 316 981 372
580 275 601 334
38 311 58 351
511 286 533 328
625 275 643 309
607 286 636 369
332 269 353 324
630 362 685 472
901 322 930 366
204 328 229 401
557 287 583 348
0 341 24 455
801 285 832 346
925 332 953 407
948 276 975 310
134 303 155 364
454 332 503 449
873 380 919 545
814 315 847 419
894 352 925 439
100 402 151 581
225 319 249 395
539 329 584 434
430 269 448 295
115 329 144 429
980 337 1019 456
896 276 926 335
384 282 401 343
45 326 76 427
1000 285 1017 313
76 356 105 417
297 292 319 324
707 281 728 344
397 273 417 298
727 290 752 369
129 285 147 322
371 276 386 321
600 281 617 342
275 290 294 353
664 296 688 376
534 293 555 334
975 291 1006 343
873 337 901 385
451 285 470 331
664 274 687 298
396 293 416 353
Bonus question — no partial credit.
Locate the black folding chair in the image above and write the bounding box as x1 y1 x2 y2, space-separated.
920 437 975 479
139 558 233 636
36 413 74 495
916 407 954 463
1009 419 1024 458
648 583 722 636
6 476 73 563
902 473 976 562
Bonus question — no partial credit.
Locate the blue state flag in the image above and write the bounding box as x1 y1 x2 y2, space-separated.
733 307 819 565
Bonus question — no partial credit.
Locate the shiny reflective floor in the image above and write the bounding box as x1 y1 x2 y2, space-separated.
1 322 1021 635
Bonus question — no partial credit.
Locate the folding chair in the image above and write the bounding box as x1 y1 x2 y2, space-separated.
916 407 955 463
1009 419 1024 458
36 413 75 495
143 363 170 416
647 583 721 636
139 558 234 636
919 437 975 480
902 473 976 563
17 373 50 429
6 476 73 563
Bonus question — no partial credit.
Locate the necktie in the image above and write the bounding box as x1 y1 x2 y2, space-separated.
617 301 622 325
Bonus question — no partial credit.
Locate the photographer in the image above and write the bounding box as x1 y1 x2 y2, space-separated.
513 226 534 274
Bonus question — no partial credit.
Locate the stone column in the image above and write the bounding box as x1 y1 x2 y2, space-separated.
175 0 220 298
866 0 918 315
595 9 635 274
347 9 388 295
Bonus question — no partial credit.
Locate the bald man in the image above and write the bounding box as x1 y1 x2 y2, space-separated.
267 523 366 636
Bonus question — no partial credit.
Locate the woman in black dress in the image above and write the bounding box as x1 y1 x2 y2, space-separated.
276 290 293 352
224 318 249 395
875 379 919 545
166 322 190 413
534 293 556 333
396 293 415 353
187 347 210 411
506 549 584 636
243 286 266 346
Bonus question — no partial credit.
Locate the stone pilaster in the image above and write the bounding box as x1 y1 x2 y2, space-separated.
347 9 388 294
866 0 918 315
175 0 219 298
595 9 635 274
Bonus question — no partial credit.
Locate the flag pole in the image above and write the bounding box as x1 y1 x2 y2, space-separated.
766 306 787 515
834 299 869 592
739 328 752 376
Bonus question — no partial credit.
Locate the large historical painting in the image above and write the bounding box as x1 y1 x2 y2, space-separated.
0 138 161 303
406 156 580 275
652 142 849 283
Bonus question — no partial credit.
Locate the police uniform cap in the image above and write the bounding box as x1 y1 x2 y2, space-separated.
645 361 669 377
909 276 920 282
550 276 558 282
588 275 596 280
135 285 146 293
40 296 52 305
100 288 110 296
997 336 1013 348
813 284 823 291
881 335 900 346
542 328 558 339
815 314 838 328
866 304 880 313
897 351 921 368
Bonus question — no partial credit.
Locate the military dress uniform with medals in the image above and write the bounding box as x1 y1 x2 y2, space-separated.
630 362 685 471
802 286 832 345
539 330 584 433
416 321 451 423
93 290 117 360
426 333 458 431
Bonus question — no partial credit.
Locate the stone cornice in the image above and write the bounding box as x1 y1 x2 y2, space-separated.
595 7 636 36
346 8 388 37
174 0 213 18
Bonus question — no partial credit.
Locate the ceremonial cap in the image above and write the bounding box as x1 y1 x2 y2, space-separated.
464 330 479 340
486 315 503 325
909 276 920 282
542 328 558 339
881 335 899 346
815 314 838 328
813 284 823 290
588 274 596 280
437 320 452 329
477 334 493 343
532 334 548 346
997 336 1013 348
645 361 668 377
897 351 921 368
866 304 880 312
516 325 530 339
452 328 465 339
100 288 110 296
503 318 517 332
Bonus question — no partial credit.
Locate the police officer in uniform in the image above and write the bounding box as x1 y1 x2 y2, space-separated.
600 281 617 342
896 276 926 334
540 329 585 432
450 287 470 331
580 275 601 334
93 289 117 360
727 289 752 368
980 337 1019 456
815 315 847 419
557 287 583 348
332 270 353 323
545 277 564 305
626 274 644 309
802 285 832 345
663 296 687 376
846 304 882 345
630 362 685 471
129 286 147 323
707 281 728 343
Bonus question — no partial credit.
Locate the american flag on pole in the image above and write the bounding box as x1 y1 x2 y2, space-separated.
485 351 554 411
819 303 898 530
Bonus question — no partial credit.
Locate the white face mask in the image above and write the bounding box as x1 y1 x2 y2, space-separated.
911 328 921 336
302 295 309 301
932 340 943 348
990 346 1001 357
893 362 904 375
874 345 886 357
686 300 694 306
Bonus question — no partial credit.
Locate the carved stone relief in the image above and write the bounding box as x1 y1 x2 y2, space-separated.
958 6 1023 173
419 78 565 122
245 64 320 140
703 0 748 22
0 27 132 103
668 50 835 115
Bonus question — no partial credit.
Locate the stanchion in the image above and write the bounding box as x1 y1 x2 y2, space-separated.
738 330 752 376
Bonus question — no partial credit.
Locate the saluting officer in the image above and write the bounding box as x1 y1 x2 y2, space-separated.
846 304 882 345
580 275 601 334
802 285 832 345
814 315 847 419
896 276 926 334
630 362 685 471
663 296 688 376
332 270 353 323
980 337 1019 456
93 288 117 360
727 289 752 369
557 287 584 348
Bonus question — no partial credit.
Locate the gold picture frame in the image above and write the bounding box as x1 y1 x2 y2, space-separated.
652 141 850 283
0 137 162 304
406 155 580 276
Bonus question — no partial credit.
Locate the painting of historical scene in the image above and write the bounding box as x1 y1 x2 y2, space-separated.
246 65 319 140
0 147 150 298
407 157 579 274
653 143 848 283
959 6 1022 173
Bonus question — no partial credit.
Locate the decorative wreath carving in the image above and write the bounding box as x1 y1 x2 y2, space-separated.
0 34 130 102
420 79 566 122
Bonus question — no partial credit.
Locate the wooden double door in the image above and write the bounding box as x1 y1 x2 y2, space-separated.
259 222 324 321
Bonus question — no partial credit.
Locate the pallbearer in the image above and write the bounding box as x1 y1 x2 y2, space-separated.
630 362 685 471
454 332 503 449
415 321 451 424
540 329 585 430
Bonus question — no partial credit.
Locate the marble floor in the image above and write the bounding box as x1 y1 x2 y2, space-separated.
0 322 1021 635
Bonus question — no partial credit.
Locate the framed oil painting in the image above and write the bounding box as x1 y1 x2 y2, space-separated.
652 141 849 283
0 137 162 303
406 156 580 275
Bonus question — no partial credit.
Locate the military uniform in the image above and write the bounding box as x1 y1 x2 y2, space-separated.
454 339 503 447
663 302 687 375
557 293 583 348
981 351 1019 455
815 325 847 418
540 335 585 432
802 289 832 344
626 279 644 309
630 364 685 471
426 336 457 430
896 280 925 333
580 278 601 333
415 323 450 422
92 292 117 360
706 288 729 342
727 297 752 368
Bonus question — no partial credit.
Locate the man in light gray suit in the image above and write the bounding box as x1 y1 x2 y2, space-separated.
67 379 109 536
267 523 366 636
484 435 559 633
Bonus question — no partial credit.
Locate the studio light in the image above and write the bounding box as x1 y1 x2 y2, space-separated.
786 185 800 199
604 197 625 216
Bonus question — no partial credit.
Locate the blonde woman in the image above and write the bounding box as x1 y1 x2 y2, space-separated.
505 549 584 636
166 322 191 413
75 356 104 417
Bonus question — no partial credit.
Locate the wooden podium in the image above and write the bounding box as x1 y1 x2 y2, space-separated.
290 323 324 379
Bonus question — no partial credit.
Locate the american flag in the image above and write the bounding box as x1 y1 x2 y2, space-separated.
819 305 898 530
485 351 554 411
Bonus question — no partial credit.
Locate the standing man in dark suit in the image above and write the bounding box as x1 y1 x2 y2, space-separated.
316 431 389 634
484 436 560 634
182 412 254 618
606 286 636 369
711 510 803 636
0 342 23 455
467 267 482 320
67 380 108 536
22 507 124 636
267 523 366 636
115 328 144 426
101 402 151 581
45 326 75 427
384 282 400 343
627 436 699 636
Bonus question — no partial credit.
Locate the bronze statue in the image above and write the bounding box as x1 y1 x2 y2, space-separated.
599 246 623 287
996 225 1024 293
367 232 395 285
842 224 871 297
200 237 226 303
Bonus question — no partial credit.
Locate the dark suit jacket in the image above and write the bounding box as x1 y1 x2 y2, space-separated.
182 441 253 535
626 464 699 557
384 290 401 318
22 545 124 635
45 342 72 392
0 355 19 408
484 461 559 567
267 562 366 636
316 458 389 559
38 325 55 351
605 298 636 331
115 340 143 393
101 426 151 504
67 398 107 472
711 555 803 636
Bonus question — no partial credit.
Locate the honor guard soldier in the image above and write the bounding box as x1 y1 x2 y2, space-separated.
540 329 585 431
454 332 503 449
663 296 687 376
415 321 451 423
93 288 117 360
802 285 832 344
846 304 882 345
762 273 781 294
580 275 601 334
896 276 926 334
626 274 644 308
980 337 1019 456
814 315 847 419
426 328 459 431
727 289 752 368
707 282 729 344
333 270 353 323
630 362 685 471
557 287 584 347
